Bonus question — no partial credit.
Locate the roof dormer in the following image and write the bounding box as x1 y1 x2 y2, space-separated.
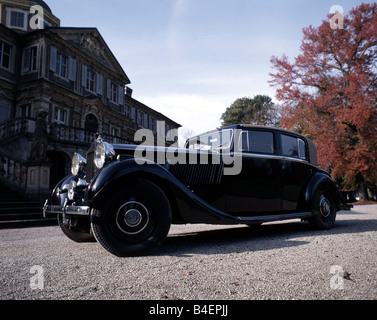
0 0 60 33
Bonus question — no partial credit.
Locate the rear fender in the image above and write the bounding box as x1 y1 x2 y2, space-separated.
305 172 350 212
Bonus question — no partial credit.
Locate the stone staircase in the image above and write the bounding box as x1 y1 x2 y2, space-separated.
0 182 57 228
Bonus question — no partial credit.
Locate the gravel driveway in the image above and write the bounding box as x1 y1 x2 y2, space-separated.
0 204 376 301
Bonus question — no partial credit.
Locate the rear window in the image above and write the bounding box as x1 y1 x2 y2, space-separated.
281 134 306 159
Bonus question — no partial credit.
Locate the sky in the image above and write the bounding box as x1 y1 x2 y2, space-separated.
46 0 370 137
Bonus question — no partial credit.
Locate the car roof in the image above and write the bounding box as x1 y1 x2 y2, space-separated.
188 124 318 166
223 124 306 138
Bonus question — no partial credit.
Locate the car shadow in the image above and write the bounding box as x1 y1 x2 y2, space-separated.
156 217 377 257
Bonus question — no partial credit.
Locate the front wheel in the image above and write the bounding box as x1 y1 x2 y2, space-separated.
91 179 172 257
308 191 336 230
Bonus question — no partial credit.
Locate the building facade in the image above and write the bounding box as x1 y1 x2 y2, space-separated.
0 0 181 200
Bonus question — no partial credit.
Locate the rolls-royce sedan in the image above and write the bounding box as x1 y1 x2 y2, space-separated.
44 124 350 256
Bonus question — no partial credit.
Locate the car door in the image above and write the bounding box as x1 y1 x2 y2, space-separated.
224 129 283 215
278 133 313 212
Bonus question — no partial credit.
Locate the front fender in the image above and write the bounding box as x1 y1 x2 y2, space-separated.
49 174 75 206
87 159 239 225
88 159 172 203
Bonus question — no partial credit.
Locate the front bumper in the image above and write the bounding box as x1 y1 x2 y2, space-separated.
43 199 90 218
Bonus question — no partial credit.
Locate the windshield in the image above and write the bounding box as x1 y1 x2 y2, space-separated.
186 129 233 152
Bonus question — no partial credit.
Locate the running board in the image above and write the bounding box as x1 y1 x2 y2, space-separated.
237 212 313 224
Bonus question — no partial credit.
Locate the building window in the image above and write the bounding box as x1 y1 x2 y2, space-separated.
56 52 68 78
85 114 98 132
86 69 96 92
21 104 31 118
54 107 67 125
166 124 174 141
7 9 27 31
23 46 38 72
131 107 136 122
110 83 118 104
0 41 12 70
125 105 130 118
110 126 120 137
11 11 25 28
137 111 144 127
107 79 124 105
150 117 156 132
0 101 10 122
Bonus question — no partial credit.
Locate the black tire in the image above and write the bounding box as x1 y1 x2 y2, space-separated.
58 214 96 243
90 178 172 257
308 190 337 230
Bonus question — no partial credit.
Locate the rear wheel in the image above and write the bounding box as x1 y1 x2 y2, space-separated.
91 179 172 257
308 190 336 230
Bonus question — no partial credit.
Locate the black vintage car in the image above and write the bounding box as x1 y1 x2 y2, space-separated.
44 124 350 256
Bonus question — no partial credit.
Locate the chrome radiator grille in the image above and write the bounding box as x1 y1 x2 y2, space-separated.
168 162 224 185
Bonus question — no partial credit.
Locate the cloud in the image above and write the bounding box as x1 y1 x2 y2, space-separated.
166 0 190 59
137 93 233 135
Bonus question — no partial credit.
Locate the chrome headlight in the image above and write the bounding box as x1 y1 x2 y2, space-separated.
71 153 87 176
94 141 115 169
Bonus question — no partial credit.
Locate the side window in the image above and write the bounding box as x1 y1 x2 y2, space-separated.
298 138 306 159
240 131 275 154
281 134 307 159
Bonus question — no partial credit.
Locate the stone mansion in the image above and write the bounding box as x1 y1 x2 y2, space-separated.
0 0 180 199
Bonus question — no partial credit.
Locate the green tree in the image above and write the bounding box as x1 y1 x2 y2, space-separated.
220 95 280 127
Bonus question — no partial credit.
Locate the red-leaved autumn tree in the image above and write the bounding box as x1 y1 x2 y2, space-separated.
270 2 377 199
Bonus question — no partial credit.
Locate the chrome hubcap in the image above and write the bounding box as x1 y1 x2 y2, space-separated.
319 196 331 218
116 201 149 235
124 209 142 227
